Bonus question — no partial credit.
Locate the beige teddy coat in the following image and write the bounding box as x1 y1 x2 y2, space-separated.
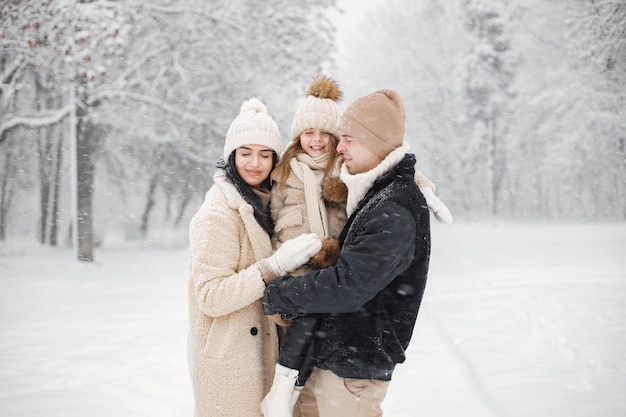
187 171 279 417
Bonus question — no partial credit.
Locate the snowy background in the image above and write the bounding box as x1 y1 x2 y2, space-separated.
1 222 625 416
1 0 625 416
1 0 624 252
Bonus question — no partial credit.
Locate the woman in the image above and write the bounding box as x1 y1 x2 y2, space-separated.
187 97 322 417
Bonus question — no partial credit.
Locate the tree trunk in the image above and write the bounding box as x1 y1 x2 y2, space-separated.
0 69 18 242
74 93 108 262
490 117 506 219
0 145 16 241
140 175 158 238
76 116 97 262
37 127 52 245
36 75 51 244
36 88 65 246
174 190 192 227
618 136 626 220
49 134 63 246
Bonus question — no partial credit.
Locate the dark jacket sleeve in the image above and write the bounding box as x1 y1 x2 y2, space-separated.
262 201 416 315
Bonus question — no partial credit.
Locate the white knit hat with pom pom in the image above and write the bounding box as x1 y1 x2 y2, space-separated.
224 98 282 159
290 76 342 141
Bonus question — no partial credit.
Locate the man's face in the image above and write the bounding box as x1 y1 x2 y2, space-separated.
336 129 383 174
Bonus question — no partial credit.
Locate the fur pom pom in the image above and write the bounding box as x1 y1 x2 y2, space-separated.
239 97 267 114
309 237 341 269
306 76 341 102
321 177 348 206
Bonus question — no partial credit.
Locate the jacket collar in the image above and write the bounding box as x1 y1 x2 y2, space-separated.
340 142 411 216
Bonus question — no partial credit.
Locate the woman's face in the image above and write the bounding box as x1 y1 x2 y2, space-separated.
235 144 274 188
299 128 332 158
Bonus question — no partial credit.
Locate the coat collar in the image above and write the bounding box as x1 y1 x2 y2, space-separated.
213 170 247 210
212 170 271 260
340 142 411 216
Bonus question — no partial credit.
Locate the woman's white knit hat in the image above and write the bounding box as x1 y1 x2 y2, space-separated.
224 98 281 159
290 76 342 141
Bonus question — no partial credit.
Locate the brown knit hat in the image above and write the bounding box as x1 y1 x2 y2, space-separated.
339 89 406 159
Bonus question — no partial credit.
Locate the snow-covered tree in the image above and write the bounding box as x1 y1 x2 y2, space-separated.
457 0 518 217
565 0 626 219
1 0 338 260
89 0 338 240
2 1 127 256
566 0 626 72
330 0 468 209
335 0 623 221
334 0 519 218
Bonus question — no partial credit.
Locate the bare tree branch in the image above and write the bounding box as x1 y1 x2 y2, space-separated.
0 56 26 102
0 106 72 145
89 89 207 125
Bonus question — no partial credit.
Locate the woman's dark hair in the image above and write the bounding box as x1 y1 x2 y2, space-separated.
215 150 279 235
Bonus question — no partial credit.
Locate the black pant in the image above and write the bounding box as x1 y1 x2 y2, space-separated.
278 314 321 386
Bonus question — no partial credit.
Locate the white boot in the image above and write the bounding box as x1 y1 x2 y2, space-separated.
261 364 300 417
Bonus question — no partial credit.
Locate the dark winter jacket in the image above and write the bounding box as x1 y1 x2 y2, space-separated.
262 153 431 381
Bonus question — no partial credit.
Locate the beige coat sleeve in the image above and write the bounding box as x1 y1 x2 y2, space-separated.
189 207 267 318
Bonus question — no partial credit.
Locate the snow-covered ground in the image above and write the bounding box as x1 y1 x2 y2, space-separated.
1 222 625 417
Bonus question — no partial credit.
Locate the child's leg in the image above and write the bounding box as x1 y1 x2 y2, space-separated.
295 339 316 386
262 316 320 417
278 315 319 370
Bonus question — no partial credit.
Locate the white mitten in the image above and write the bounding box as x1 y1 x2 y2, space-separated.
421 186 453 224
266 233 322 276
261 364 301 417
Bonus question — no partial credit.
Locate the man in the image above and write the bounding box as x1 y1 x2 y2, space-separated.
262 89 431 417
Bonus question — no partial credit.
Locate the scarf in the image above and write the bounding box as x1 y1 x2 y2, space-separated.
340 142 410 217
289 152 330 238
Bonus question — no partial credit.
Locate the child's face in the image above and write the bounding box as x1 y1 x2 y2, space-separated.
299 128 332 158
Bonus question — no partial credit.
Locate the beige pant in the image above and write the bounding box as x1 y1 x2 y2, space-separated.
294 367 390 417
